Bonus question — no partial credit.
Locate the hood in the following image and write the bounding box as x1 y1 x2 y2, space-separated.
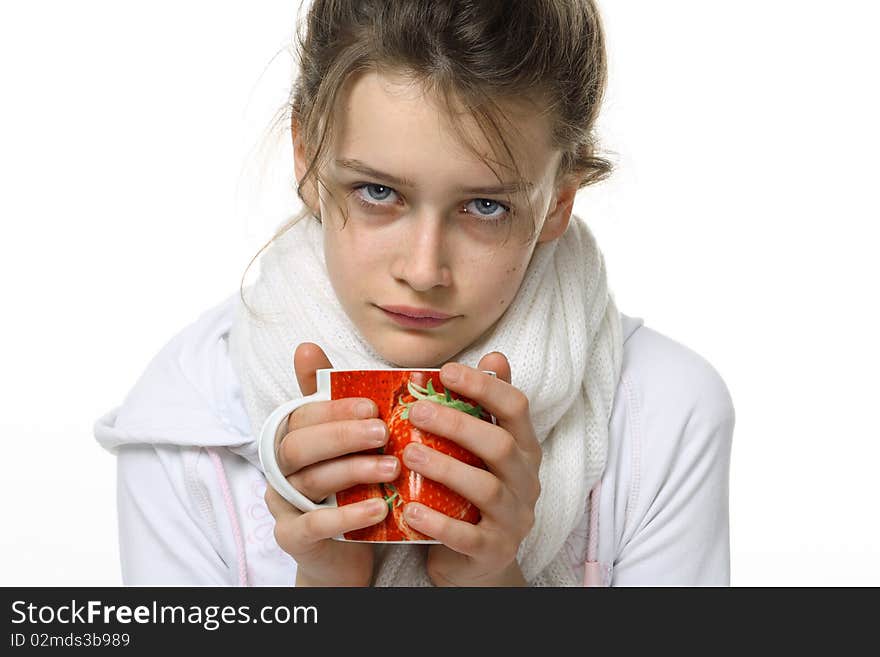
620 312 644 345
93 292 260 467
94 291 644 470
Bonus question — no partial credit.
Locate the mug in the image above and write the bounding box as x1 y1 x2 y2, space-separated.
259 368 497 543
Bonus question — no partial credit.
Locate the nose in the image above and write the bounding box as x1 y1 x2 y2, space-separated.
392 212 452 291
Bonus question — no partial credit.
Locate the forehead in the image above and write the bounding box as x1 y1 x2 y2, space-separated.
329 68 558 188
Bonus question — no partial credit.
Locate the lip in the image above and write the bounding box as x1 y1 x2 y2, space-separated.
377 304 456 329
378 304 455 319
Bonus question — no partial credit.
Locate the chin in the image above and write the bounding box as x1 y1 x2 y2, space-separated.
376 341 453 369
384 352 444 369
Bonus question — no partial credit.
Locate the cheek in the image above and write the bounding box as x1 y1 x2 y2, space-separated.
323 234 356 289
324 229 383 287
500 265 526 305
467 256 529 308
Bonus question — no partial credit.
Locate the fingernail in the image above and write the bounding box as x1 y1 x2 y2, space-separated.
405 503 422 522
404 444 427 466
355 401 375 418
378 456 398 475
410 401 434 422
366 420 386 444
369 498 387 518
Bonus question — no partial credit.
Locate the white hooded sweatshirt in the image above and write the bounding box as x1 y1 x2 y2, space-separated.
93 293 735 586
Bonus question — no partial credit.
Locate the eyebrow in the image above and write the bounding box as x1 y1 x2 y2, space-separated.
334 158 533 195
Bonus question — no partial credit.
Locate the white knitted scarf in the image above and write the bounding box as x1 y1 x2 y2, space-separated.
227 211 623 586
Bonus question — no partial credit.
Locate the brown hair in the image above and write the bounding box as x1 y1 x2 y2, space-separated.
241 0 613 313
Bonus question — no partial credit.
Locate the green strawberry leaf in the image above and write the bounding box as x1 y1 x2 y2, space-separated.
382 482 403 509
399 379 486 419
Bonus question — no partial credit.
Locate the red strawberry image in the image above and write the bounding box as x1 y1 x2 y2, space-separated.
332 370 411 541
382 372 490 540
335 483 390 541
331 370 493 542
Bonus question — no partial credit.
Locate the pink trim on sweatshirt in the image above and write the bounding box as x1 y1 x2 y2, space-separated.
584 480 609 587
207 448 250 587
586 479 600 562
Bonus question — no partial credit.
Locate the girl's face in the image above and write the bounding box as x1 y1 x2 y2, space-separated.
294 69 579 368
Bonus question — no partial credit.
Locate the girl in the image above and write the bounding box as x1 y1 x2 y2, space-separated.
94 0 735 586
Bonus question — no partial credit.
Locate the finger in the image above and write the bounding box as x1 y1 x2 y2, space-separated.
277 417 388 475
289 454 400 503
407 400 532 484
402 443 519 524
293 342 333 396
278 397 378 465
287 396 378 432
279 499 389 551
478 351 511 385
437 357 539 456
402 502 486 558
264 483 303 521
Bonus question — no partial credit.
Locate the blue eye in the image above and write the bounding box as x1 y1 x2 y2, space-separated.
362 184 394 202
465 199 507 221
351 183 511 226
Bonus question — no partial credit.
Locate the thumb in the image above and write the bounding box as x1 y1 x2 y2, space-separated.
293 342 334 396
477 351 511 385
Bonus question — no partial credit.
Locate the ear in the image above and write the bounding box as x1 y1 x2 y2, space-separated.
536 173 579 243
291 117 320 215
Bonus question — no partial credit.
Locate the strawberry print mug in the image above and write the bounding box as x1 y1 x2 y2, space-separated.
259 368 497 543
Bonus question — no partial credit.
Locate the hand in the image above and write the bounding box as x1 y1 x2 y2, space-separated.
264 342 399 586
399 352 542 586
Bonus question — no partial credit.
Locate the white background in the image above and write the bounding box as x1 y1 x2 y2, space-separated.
1 1 877 586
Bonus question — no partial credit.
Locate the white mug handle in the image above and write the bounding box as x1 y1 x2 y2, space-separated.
258 391 337 513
